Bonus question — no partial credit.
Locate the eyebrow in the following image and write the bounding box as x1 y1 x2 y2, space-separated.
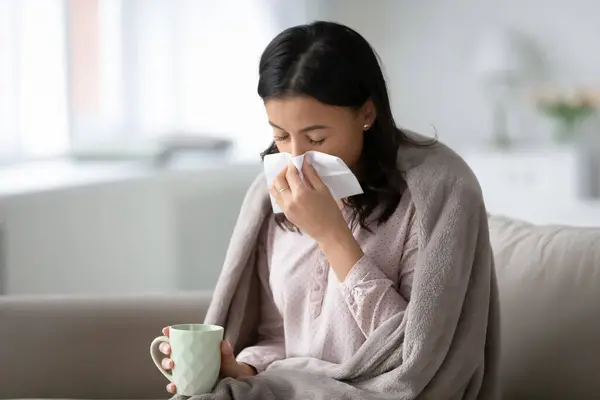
268 121 330 134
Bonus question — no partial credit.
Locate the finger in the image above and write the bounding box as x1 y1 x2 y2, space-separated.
162 326 170 337
220 340 244 379
272 178 289 194
302 160 326 190
285 160 304 191
272 170 291 198
273 166 289 190
159 342 171 355
268 185 283 205
161 357 174 370
166 383 176 394
220 340 236 364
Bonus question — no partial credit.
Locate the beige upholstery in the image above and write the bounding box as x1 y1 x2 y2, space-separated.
0 293 211 400
1 216 599 399
489 215 600 399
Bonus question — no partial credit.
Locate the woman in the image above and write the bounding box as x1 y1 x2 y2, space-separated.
159 21 499 399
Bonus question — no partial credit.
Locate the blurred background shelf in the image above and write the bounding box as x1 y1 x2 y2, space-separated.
0 160 262 296
461 146 600 226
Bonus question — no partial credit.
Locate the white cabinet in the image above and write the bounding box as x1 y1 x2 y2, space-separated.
0 179 177 295
0 162 261 295
461 148 600 227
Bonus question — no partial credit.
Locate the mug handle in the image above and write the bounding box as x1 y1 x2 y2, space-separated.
150 335 174 382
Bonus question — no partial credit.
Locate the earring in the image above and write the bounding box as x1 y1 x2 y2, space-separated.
363 124 371 131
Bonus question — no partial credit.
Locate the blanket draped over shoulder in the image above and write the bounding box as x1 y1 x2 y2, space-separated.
175 134 501 400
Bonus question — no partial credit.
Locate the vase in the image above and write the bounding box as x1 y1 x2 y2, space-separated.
552 121 578 144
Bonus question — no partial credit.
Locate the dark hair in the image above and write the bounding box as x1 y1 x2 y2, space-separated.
258 21 435 231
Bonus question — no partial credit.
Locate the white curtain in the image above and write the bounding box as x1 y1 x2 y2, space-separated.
0 0 315 163
0 0 69 162
70 0 282 161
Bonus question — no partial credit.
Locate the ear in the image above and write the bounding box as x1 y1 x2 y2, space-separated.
360 99 376 130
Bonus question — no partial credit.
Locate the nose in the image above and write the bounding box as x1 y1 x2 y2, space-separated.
290 140 308 158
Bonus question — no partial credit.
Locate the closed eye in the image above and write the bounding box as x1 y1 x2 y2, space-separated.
274 136 324 146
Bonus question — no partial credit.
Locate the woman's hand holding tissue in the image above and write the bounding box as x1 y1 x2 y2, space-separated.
269 160 364 281
269 160 342 240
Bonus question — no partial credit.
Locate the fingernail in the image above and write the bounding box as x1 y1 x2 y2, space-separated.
159 343 168 353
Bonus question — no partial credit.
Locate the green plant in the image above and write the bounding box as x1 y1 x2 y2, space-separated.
538 102 595 126
534 89 599 142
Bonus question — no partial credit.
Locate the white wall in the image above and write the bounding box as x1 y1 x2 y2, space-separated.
0 163 261 295
321 0 600 146
3 1 599 295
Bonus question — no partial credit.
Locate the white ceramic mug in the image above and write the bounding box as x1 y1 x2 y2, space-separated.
150 324 224 396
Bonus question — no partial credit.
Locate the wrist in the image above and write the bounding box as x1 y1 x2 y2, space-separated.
315 217 352 247
317 225 364 282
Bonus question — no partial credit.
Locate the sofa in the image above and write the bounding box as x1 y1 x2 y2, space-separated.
1 215 599 399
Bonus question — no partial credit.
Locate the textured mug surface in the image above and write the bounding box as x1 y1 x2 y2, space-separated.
150 323 224 396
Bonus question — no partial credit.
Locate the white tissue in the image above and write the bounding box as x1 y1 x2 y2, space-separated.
263 151 363 214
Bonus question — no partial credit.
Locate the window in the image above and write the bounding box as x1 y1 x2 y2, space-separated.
0 0 285 164
0 0 69 162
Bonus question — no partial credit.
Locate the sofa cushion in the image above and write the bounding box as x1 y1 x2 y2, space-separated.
0 293 212 400
489 215 600 399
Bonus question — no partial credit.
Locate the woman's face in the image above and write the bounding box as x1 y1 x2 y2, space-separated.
264 96 375 170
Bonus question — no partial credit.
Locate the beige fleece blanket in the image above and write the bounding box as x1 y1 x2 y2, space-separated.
179 135 501 399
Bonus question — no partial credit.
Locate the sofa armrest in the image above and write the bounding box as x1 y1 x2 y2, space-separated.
0 292 212 399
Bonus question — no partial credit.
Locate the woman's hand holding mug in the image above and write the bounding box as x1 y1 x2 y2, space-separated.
159 327 256 394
